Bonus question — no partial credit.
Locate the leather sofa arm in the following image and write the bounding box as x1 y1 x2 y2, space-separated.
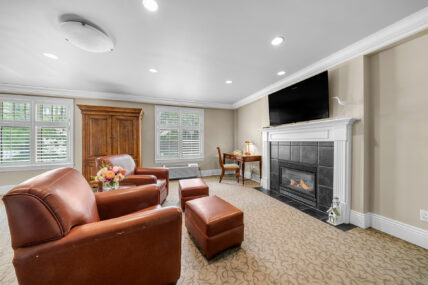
13 207 182 285
135 167 169 180
95 184 160 220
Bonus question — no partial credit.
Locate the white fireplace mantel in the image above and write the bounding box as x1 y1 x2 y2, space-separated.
262 118 358 224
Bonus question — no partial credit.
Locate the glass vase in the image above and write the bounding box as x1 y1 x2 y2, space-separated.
103 181 119 191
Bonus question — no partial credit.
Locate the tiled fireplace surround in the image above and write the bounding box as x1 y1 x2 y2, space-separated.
262 118 357 224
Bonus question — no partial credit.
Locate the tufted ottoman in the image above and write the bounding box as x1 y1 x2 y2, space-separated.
185 195 244 259
178 178 209 210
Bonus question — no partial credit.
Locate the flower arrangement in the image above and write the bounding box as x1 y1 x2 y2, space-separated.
94 164 126 190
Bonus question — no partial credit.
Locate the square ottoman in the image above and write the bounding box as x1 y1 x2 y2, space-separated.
185 195 244 259
178 178 209 210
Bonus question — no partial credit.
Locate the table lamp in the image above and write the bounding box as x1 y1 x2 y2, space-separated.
244 141 252 155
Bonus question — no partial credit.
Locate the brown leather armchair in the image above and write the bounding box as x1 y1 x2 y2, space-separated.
96 154 169 203
2 168 182 285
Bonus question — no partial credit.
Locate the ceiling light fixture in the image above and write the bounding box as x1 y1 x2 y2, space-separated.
60 21 114 53
149 68 158 73
271 36 284 46
43 53 58 60
142 0 159 12
277 70 286 76
225 80 232 84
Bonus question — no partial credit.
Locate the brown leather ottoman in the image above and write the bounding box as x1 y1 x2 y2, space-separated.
179 178 209 210
185 195 244 259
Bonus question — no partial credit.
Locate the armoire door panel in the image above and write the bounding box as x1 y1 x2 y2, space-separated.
112 116 138 156
87 115 112 158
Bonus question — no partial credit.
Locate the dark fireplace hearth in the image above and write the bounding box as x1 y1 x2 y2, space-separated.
270 141 334 212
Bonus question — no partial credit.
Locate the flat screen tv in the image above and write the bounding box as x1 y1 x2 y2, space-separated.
268 71 329 126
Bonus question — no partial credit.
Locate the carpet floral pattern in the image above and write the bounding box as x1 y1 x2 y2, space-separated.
1 176 428 284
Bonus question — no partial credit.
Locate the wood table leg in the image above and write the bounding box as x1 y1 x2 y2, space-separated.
242 161 245 185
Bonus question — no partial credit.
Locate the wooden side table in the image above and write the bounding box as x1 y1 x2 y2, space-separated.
223 153 262 185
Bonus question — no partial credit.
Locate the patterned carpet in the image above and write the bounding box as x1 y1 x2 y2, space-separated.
1 176 428 284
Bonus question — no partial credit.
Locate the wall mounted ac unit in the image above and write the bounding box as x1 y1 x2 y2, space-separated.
164 163 200 180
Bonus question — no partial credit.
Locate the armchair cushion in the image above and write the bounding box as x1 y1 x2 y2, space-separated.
95 184 161 220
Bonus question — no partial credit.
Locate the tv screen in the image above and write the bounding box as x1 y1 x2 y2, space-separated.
268 71 329 126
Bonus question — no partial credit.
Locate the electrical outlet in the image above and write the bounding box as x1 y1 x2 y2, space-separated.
420 209 428 222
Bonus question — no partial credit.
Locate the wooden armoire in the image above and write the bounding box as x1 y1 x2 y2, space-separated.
78 105 143 185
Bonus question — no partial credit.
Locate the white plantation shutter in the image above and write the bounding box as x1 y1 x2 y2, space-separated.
159 129 179 158
36 127 68 162
0 95 73 171
0 127 31 164
155 106 204 162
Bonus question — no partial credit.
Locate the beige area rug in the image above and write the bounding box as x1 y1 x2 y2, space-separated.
1 176 428 284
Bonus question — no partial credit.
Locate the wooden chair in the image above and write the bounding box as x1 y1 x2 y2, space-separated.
217 147 240 183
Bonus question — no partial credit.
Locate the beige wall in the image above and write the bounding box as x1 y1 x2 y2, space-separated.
368 33 428 230
0 98 234 186
233 96 269 176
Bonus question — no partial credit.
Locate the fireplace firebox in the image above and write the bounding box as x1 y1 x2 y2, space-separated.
280 162 317 207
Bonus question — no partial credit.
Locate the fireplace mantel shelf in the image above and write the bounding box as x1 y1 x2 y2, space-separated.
262 117 358 224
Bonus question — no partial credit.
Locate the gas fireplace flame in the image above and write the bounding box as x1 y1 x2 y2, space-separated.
290 179 312 191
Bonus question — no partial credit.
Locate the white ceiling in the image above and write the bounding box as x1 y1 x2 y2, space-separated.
0 0 427 108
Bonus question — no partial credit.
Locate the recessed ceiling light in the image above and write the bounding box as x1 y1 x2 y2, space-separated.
149 68 158 73
142 0 159 12
277 70 286 76
225 80 232 84
271 36 284 46
43 53 58 60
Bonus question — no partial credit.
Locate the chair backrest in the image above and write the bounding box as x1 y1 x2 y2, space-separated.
216 147 224 169
96 154 136 176
2 168 99 249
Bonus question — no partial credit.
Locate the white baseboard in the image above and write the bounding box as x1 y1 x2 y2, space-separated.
350 210 428 249
350 210 372 229
0 185 15 195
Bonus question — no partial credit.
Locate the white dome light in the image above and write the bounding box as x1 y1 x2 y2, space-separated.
149 68 158 73
271 36 284 46
225 80 232 84
277 70 286 76
142 0 159 12
60 21 114 53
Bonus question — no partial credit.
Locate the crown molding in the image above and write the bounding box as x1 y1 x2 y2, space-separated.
0 83 234 110
233 7 428 109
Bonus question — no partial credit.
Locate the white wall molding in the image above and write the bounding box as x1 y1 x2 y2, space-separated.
233 7 428 109
0 83 234 110
350 210 428 250
0 185 15 195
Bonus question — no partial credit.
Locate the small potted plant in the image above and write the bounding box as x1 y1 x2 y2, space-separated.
94 164 126 191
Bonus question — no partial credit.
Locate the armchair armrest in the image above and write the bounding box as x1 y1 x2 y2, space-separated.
95 184 160 220
122 174 157 186
13 207 182 285
135 167 169 180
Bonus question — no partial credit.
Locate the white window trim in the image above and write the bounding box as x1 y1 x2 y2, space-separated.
155 105 204 163
0 94 74 172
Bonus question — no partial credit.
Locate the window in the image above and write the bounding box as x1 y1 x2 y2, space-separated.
0 95 73 171
155 106 204 162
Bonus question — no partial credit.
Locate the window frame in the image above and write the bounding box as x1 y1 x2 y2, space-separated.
155 105 204 163
0 94 74 172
